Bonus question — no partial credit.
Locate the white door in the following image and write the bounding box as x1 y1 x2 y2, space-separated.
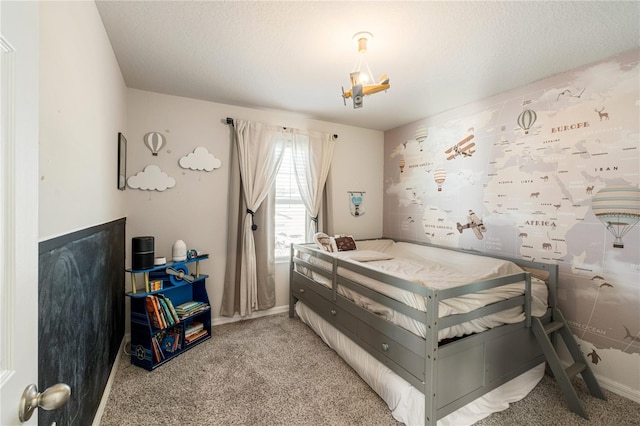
1 2 40 424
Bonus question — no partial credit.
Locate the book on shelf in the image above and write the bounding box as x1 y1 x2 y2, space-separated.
185 321 204 337
151 334 165 362
183 321 207 344
151 296 167 329
160 332 179 353
156 326 182 354
158 294 180 324
158 297 175 326
151 338 159 362
150 279 163 292
185 328 208 344
169 325 183 352
175 301 201 311
175 301 210 320
145 294 185 331
145 296 162 330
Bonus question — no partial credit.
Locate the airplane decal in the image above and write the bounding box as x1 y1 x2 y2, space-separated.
456 210 486 240
445 135 475 160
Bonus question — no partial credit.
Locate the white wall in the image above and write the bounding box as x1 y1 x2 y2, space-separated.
326 125 384 239
39 1 127 241
125 89 384 322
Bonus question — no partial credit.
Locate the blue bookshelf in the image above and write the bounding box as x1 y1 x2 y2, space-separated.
125 256 211 370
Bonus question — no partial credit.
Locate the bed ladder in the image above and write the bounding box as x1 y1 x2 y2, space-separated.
531 307 606 419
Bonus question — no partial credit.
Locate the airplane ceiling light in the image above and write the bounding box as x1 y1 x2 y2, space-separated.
342 31 390 109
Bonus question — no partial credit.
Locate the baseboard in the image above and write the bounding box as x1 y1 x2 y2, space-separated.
92 334 128 426
212 304 289 326
595 373 640 403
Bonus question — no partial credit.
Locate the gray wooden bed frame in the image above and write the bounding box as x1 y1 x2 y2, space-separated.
289 239 558 426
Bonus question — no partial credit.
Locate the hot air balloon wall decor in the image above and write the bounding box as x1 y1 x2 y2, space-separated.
348 191 365 217
434 168 447 192
144 131 166 156
517 109 537 135
415 126 428 152
591 184 640 248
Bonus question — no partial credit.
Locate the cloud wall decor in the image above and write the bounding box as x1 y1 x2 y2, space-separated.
179 146 222 171
127 165 176 191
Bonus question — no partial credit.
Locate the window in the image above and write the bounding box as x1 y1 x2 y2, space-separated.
274 143 306 260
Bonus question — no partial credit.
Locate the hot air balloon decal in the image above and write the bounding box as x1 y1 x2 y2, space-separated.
517 109 537 134
415 126 428 151
591 185 640 248
434 168 447 192
399 159 405 173
144 132 166 156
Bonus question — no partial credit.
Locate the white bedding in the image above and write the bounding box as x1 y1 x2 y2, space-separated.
296 301 545 426
297 240 548 341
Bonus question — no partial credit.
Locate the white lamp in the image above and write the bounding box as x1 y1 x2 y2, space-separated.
172 240 187 261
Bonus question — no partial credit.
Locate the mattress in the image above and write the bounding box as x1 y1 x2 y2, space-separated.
296 240 548 340
295 300 545 426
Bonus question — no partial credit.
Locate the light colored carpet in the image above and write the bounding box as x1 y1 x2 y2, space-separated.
100 313 640 425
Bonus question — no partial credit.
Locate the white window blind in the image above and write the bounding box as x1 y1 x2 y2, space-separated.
275 143 306 260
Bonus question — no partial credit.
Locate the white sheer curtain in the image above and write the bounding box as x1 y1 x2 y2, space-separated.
290 129 336 240
221 120 285 317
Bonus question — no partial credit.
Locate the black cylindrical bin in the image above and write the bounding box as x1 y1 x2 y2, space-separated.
132 236 155 270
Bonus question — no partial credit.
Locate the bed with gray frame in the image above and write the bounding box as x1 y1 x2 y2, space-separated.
289 239 558 425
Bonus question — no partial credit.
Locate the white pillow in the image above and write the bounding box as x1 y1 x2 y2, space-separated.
313 232 335 252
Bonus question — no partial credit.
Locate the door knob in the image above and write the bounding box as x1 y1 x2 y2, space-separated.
18 383 71 422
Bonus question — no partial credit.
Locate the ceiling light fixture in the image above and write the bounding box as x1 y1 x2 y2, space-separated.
341 31 390 109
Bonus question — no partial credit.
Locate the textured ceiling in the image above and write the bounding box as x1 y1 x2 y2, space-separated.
95 1 640 131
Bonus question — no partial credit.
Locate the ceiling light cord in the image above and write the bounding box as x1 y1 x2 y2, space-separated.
352 51 376 84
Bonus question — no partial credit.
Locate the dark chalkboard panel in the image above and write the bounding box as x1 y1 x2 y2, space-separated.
38 218 126 426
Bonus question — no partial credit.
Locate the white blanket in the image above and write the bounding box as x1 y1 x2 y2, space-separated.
298 240 548 340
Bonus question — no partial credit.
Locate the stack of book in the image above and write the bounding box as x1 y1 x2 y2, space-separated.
159 328 181 354
175 301 210 320
145 294 180 330
185 321 207 344
150 326 182 362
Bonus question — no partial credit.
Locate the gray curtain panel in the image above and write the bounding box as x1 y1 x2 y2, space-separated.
221 120 282 317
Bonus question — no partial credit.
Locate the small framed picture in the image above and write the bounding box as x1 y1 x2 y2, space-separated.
117 132 127 190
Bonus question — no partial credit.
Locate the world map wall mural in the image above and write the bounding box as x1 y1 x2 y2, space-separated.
383 49 639 391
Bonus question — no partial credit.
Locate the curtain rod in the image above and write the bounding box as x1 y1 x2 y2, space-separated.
225 117 338 140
